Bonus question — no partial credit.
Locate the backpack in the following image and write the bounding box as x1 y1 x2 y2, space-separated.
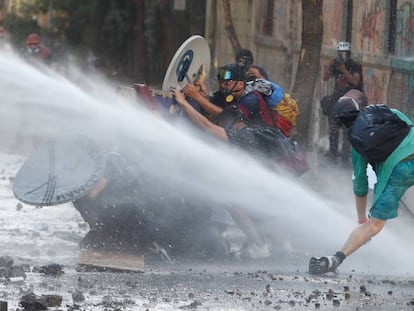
246 79 300 136
274 92 300 126
243 126 309 176
276 135 309 176
348 104 411 163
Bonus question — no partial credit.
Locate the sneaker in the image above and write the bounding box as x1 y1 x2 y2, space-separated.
309 255 340 275
245 242 271 259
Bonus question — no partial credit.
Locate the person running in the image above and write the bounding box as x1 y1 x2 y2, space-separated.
309 98 414 275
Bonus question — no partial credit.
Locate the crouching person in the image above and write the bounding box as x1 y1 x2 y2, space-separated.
73 151 150 253
309 98 414 275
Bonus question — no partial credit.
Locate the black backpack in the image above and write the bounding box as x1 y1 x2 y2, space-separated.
348 104 411 163
248 127 309 176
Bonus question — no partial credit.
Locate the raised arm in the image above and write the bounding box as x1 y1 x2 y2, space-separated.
182 84 224 117
173 89 228 141
355 195 368 224
336 62 361 87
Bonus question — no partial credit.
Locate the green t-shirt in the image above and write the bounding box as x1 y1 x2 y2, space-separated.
352 109 414 206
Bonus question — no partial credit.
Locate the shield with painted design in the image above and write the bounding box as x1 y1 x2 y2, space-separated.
162 35 210 91
13 135 106 206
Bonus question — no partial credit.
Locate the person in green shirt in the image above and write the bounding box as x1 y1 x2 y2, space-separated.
309 97 414 275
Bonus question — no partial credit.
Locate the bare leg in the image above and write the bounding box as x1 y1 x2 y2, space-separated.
340 218 386 257
309 218 386 275
226 207 265 247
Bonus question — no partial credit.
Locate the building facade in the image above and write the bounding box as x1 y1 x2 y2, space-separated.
205 0 414 147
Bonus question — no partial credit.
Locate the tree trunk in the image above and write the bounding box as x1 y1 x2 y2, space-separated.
222 0 241 54
90 0 110 60
130 0 146 82
205 0 218 73
292 0 323 148
158 0 177 79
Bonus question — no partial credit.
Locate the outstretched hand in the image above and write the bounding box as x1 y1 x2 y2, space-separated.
173 88 186 106
183 84 202 99
194 81 209 97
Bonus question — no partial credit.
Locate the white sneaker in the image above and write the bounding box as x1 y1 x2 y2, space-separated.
246 242 271 259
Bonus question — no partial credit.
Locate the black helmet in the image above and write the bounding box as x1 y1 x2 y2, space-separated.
331 96 360 128
217 63 247 81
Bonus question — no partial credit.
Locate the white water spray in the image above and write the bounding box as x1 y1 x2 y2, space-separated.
1 50 413 276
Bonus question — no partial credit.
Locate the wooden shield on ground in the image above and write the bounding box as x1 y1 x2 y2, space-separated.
13 135 106 206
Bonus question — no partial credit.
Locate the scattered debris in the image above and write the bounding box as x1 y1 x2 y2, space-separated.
0 255 26 281
38 263 64 276
71 290 85 303
19 292 48 310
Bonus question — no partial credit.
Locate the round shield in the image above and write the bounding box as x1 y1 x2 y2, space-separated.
13 135 106 206
162 35 211 91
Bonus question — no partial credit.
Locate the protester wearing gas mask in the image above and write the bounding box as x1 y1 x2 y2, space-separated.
25 33 52 65
182 63 265 126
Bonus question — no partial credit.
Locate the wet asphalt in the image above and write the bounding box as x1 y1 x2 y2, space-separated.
1 153 414 310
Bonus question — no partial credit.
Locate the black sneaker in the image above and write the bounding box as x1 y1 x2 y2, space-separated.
309 255 340 275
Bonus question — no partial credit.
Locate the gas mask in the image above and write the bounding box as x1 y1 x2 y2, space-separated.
28 47 40 54
218 88 235 103
217 66 245 103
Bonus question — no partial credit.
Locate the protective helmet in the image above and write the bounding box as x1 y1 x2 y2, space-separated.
27 33 41 44
217 63 247 81
336 41 351 51
331 97 360 128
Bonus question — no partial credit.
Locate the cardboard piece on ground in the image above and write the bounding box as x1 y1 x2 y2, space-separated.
79 249 144 272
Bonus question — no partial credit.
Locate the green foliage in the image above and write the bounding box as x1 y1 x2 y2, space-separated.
2 0 205 84
3 13 39 50
101 2 132 51
144 1 161 55
61 1 96 49
144 0 163 83
32 0 49 13
2 0 49 49
33 0 72 13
